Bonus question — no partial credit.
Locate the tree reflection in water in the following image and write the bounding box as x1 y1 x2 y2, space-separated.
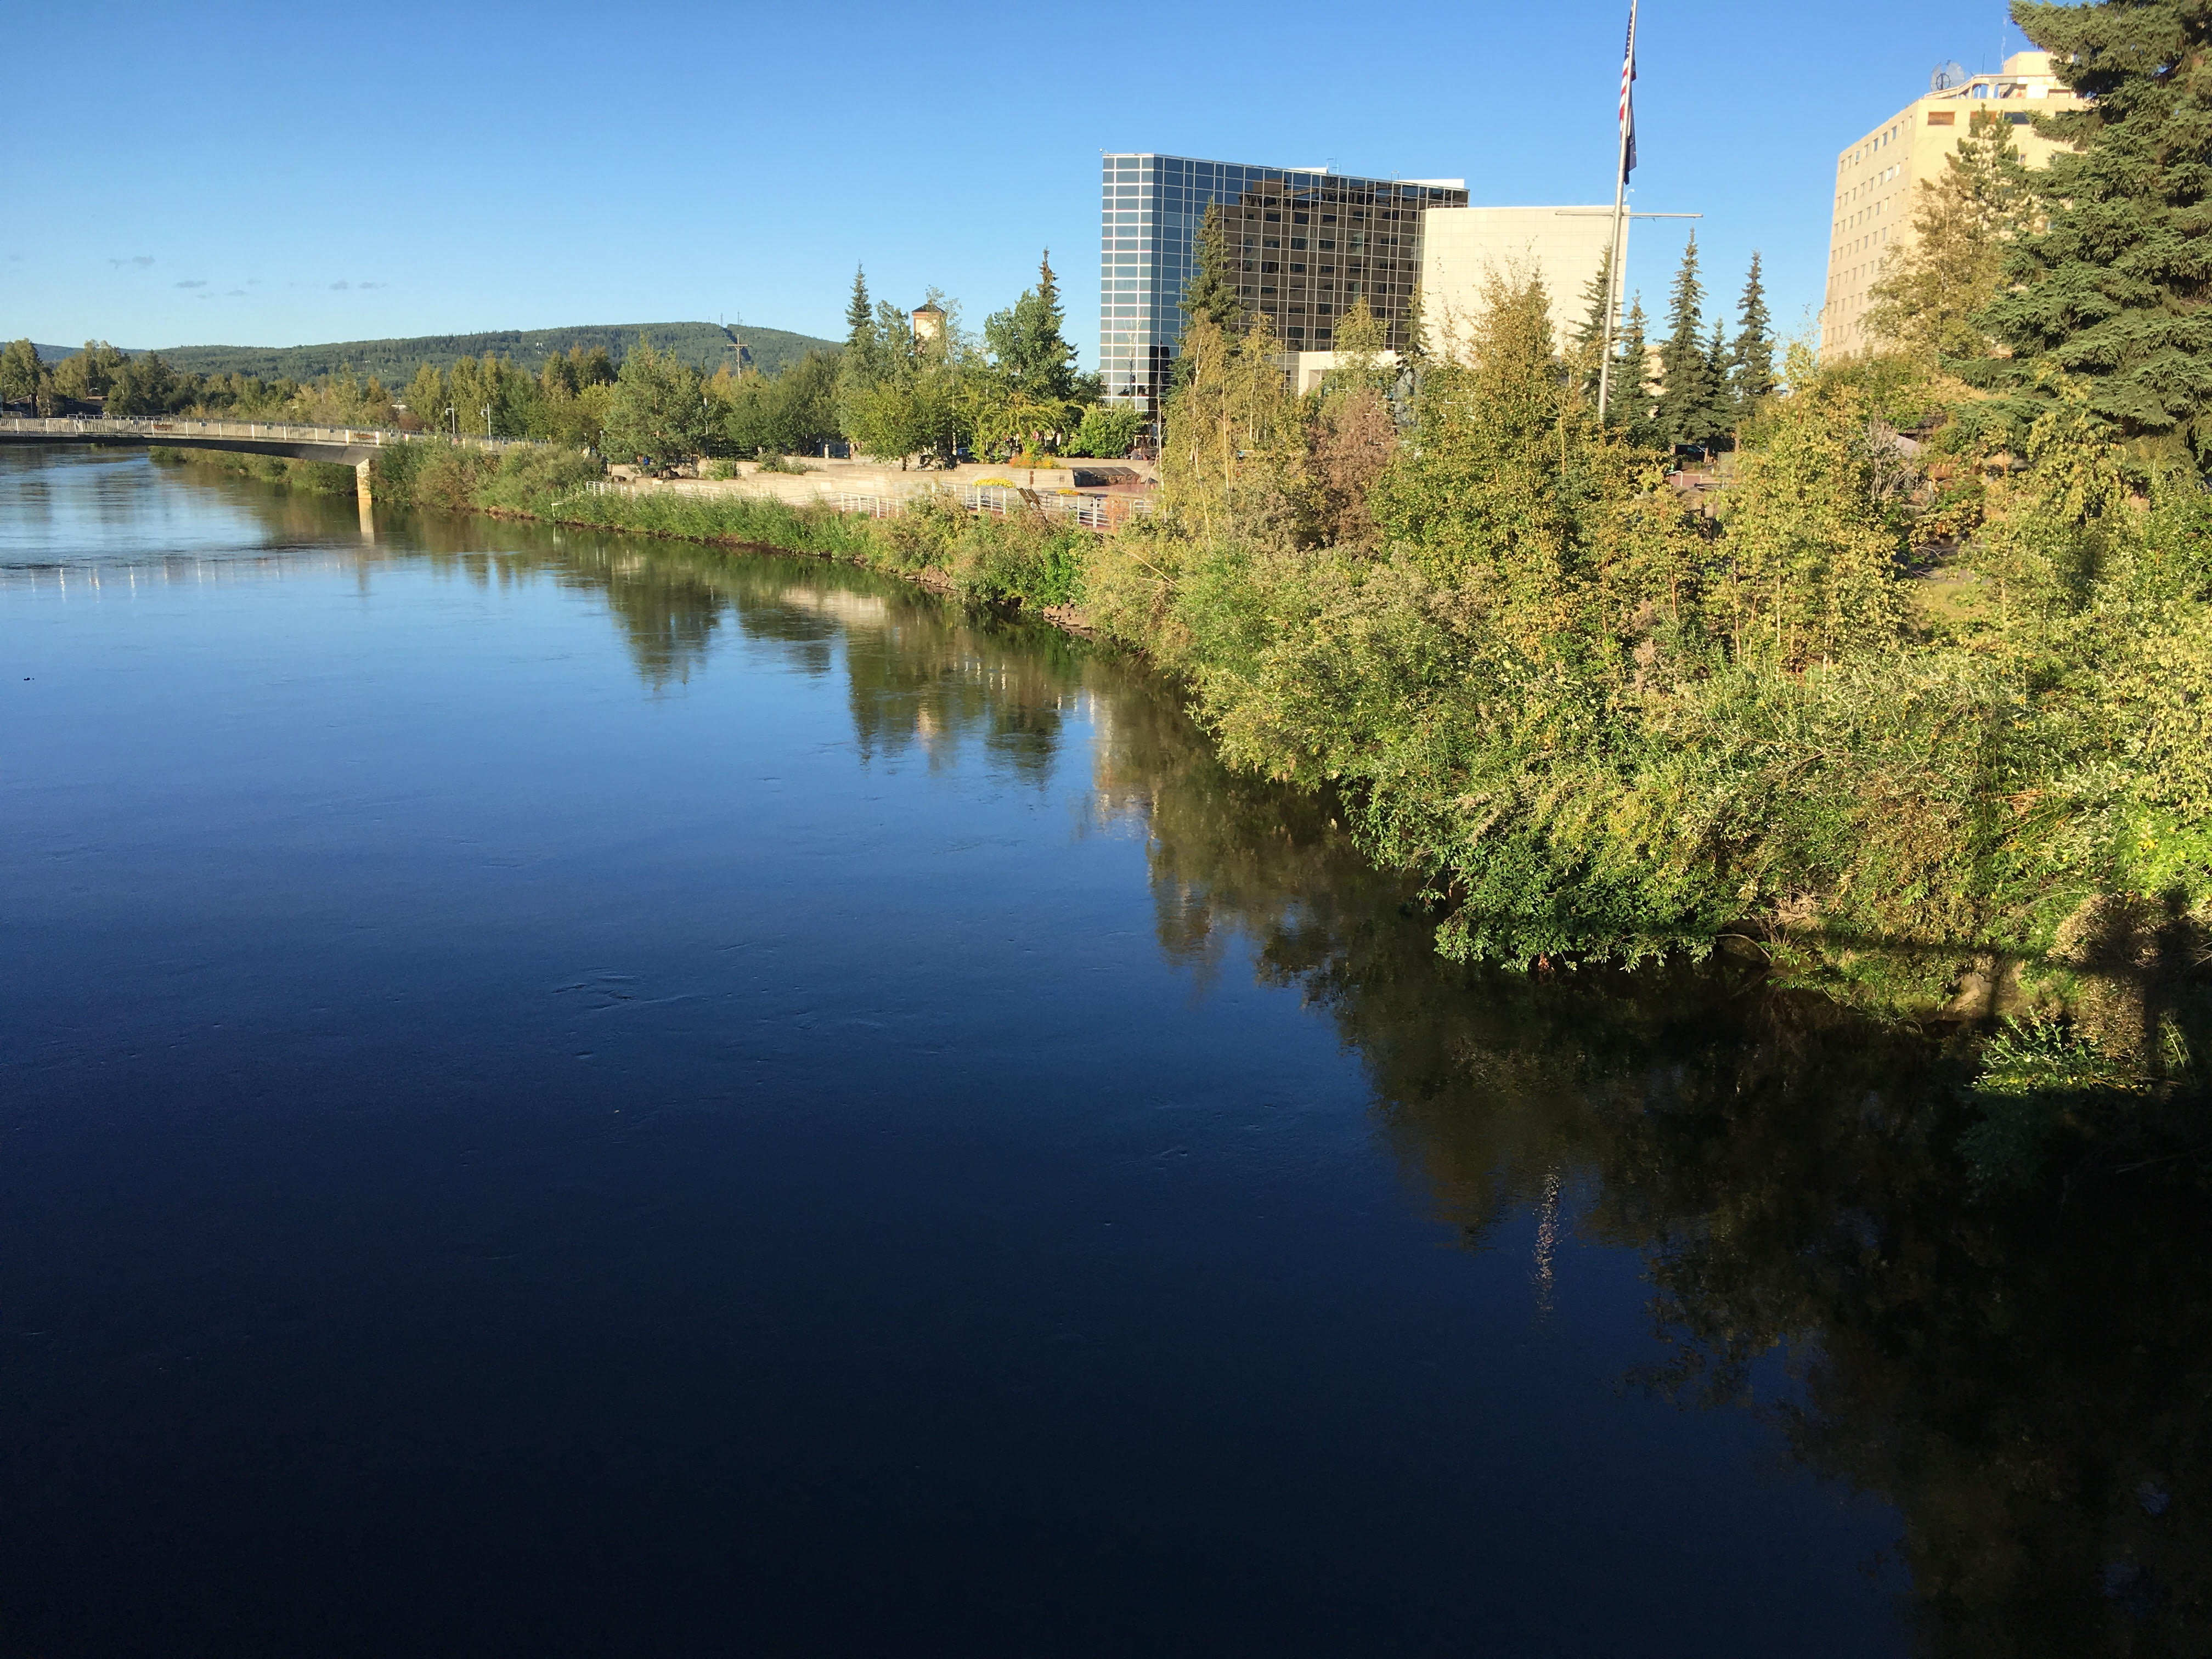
1110 657 2211 1658
240 476 2212 1655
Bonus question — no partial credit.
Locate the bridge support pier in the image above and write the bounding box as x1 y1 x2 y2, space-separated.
356 458 376 539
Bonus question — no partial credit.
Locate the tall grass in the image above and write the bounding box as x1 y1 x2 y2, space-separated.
359 442 1089 614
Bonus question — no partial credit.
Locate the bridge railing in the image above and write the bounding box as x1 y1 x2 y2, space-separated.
0 415 535 452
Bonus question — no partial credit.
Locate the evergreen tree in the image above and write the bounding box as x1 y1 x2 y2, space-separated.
984 250 1081 402
1728 252 1777 414
1570 247 1617 404
1702 316 1733 445
1607 295 1655 441
844 266 873 353
1400 278 1429 366
1179 200 1244 334
1655 236 1725 450
1988 2 2212 459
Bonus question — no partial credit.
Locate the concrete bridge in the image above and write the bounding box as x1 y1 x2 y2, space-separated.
0 415 531 500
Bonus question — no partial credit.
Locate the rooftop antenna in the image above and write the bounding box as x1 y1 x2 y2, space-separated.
1931 60 1968 93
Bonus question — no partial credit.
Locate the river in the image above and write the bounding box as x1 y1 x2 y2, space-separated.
2 445 2200 1656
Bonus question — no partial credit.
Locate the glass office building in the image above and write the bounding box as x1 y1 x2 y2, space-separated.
1099 154 1469 411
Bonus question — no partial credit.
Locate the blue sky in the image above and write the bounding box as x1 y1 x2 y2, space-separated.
3 0 2039 365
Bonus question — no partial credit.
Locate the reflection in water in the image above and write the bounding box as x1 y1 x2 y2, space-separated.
1116 645 2212 1656
108 459 2212 1653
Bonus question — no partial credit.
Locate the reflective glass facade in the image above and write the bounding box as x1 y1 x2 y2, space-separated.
1099 154 1469 410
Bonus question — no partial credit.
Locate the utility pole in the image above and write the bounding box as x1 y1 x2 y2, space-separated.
1598 0 1640 421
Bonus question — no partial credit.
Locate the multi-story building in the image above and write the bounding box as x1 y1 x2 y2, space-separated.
1099 154 1468 410
1821 50 2084 359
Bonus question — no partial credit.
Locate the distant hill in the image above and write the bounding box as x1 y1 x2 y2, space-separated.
136 321 838 383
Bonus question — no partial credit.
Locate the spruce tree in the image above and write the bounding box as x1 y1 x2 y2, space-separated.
1703 316 1730 435
1986 2 2212 458
1655 236 1717 450
1570 247 1616 404
984 251 1081 402
1180 200 1245 333
1400 279 1429 365
844 266 873 354
839 266 890 394
1607 295 1655 441
1728 252 1776 414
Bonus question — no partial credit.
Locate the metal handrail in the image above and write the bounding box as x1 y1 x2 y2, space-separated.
0 414 535 450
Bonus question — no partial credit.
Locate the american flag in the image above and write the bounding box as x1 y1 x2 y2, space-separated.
1619 2 1640 182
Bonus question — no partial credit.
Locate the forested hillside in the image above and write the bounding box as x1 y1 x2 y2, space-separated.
144 321 834 383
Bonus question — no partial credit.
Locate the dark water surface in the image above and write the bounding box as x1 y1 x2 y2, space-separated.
2 449 2201 1656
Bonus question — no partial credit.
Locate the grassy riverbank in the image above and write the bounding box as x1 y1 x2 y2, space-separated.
380 441 1091 612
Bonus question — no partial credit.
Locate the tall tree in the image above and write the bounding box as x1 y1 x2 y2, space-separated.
405 364 447 433
1401 278 1429 366
1608 296 1655 439
47 341 126 405
105 352 182 417
838 265 891 396
1869 112 2034 368
1985 1 2212 459
844 266 873 352
1703 317 1731 438
1179 200 1244 334
1655 237 1725 450
601 338 710 464
1729 253 1778 413
1311 296 1398 551
1570 247 1617 405
984 250 1081 402
0 338 42 408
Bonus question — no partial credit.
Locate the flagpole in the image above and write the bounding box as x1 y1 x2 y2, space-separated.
1598 0 1639 421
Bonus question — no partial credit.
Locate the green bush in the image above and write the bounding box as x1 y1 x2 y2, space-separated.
1066 404 1142 459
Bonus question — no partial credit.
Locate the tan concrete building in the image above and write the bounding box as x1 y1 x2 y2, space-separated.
1417 206 1620 356
1272 207 1619 392
1821 51 2084 358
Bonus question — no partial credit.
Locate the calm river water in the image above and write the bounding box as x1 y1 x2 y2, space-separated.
2 446 2200 1656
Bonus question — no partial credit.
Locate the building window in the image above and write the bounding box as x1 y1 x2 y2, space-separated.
1927 111 1955 126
